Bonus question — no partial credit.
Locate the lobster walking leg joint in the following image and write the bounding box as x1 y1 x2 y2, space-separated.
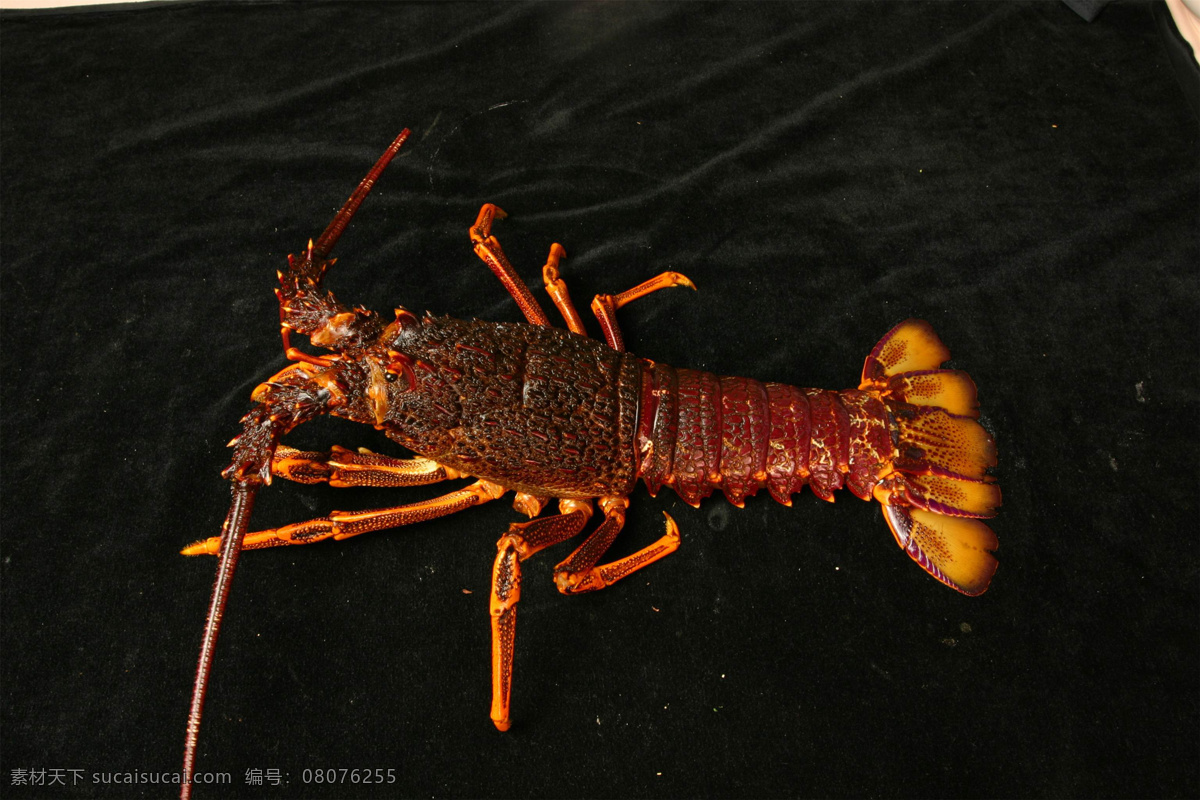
555 508 682 595
469 203 551 327
591 272 696 352
541 244 589 336
488 509 591 732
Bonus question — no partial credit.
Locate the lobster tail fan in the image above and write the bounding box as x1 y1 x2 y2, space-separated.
884 370 979 418
860 319 950 385
882 505 998 596
862 319 1000 596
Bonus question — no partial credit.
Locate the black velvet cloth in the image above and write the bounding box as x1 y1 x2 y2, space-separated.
2 3 1196 798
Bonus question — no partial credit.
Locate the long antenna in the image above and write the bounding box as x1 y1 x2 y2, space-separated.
181 129 411 799
312 128 411 261
181 481 258 800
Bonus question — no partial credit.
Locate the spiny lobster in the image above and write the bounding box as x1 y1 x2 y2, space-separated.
180 129 1000 796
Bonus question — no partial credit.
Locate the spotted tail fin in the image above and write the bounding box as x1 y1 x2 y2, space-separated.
860 320 1000 596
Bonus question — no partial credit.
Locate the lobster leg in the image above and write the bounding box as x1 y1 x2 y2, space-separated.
489 502 594 731
590 272 696 351
553 500 682 595
540 244 588 335
181 479 507 555
539 243 696 350
469 204 551 327
271 445 462 488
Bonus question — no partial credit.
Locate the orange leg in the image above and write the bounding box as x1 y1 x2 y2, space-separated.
554 500 681 594
470 204 551 327
540 244 588 335
270 445 462 488
490 499 682 731
181 479 507 555
490 501 593 731
590 272 696 352
511 491 551 518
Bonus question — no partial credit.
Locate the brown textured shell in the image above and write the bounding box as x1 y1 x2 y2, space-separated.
380 316 642 499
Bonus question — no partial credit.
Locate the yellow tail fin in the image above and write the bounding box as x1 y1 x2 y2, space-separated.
862 320 1000 595
881 506 999 596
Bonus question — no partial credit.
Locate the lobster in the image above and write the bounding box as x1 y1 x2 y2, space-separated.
180 129 1000 796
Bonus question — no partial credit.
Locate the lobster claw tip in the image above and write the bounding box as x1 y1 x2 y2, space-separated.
660 512 682 541
181 539 217 557
671 272 698 291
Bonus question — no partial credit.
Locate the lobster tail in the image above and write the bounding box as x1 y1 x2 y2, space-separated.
860 320 1000 596
634 318 998 595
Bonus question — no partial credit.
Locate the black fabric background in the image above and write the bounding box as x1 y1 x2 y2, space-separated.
2 2 1197 798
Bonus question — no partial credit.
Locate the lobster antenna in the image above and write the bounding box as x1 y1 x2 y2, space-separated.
312 128 411 261
181 481 259 800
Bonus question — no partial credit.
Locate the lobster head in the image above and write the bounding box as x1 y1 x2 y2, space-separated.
272 233 429 424
258 129 462 453
264 129 417 416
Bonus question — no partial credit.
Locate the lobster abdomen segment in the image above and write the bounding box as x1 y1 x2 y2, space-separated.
668 368 723 504
637 366 885 508
763 383 810 505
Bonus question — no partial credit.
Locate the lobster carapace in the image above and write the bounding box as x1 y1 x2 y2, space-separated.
180 129 999 795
